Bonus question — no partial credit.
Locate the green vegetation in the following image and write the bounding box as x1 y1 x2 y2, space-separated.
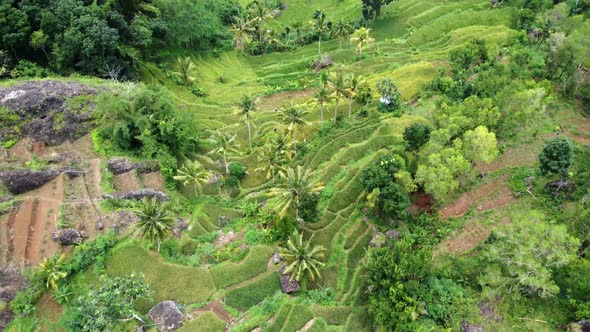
5 0 590 330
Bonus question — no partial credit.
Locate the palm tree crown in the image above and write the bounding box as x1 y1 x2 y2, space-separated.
133 198 175 252
328 73 350 124
314 83 330 122
268 165 323 220
39 254 68 290
332 19 352 48
230 17 255 51
208 131 240 173
173 160 209 197
239 95 258 151
278 103 309 151
346 74 362 118
350 27 375 56
280 230 326 281
311 9 330 55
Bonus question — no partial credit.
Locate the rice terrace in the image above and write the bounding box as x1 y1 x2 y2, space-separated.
0 0 589 331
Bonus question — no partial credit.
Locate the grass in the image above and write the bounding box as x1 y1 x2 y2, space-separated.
314 306 351 325
280 304 314 332
105 243 216 308
178 312 227 332
225 272 281 311
210 245 274 288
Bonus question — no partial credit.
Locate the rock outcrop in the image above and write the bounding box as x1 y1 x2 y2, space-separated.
148 301 184 331
0 81 98 145
107 157 160 175
104 189 169 202
0 169 61 194
51 228 85 245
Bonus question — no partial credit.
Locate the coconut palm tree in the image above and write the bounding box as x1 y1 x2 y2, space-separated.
238 95 257 151
175 57 195 86
311 9 330 55
268 165 324 222
350 27 375 56
345 74 362 118
328 73 349 124
230 17 254 52
278 103 309 152
133 198 175 252
255 135 291 184
332 19 352 48
313 83 330 122
248 0 273 43
173 160 210 197
208 131 240 174
39 254 68 290
280 230 326 281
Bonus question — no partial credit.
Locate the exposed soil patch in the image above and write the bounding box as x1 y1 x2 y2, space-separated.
140 172 166 191
113 171 141 192
440 174 514 219
435 218 510 256
37 293 64 332
299 319 316 332
190 300 232 324
258 89 314 110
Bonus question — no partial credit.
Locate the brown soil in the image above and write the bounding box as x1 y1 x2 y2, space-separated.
37 293 64 332
440 174 515 219
258 89 314 110
113 171 141 192
2 175 62 266
299 319 316 332
140 172 166 191
190 300 232 324
7 138 33 163
435 218 510 256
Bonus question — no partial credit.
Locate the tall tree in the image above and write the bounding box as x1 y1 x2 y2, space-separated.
132 197 175 252
256 136 290 184
230 16 254 52
278 103 309 152
346 74 362 118
311 9 330 55
350 27 374 55
209 131 240 174
238 94 257 151
332 19 352 48
248 0 272 43
173 160 210 197
280 230 326 281
362 0 396 21
460 126 499 164
314 82 330 122
268 165 324 221
328 73 349 124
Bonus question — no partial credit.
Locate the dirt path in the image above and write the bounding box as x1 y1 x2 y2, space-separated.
190 300 232 324
435 218 511 256
298 319 316 332
440 174 515 219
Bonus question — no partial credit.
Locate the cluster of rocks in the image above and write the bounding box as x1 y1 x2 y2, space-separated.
103 189 169 202
275 255 301 294
369 229 400 248
310 55 333 71
51 228 87 245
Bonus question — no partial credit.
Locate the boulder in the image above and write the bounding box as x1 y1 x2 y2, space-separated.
461 322 484 332
569 320 590 332
280 275 301 294
0 80 98 145
104 189 169 202
0 169 61 194
369 232 386 248
107 157 140 175
272 253 282 264
385 230 400 239
51 229 84 245
310 55 333 71
148 301 184 331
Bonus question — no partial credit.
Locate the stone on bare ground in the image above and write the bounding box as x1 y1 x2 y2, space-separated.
104 189 169 202
51 228 85 245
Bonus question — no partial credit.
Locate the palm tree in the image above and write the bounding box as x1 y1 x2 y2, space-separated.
248 0 272 43
268 165 324 222
280 230 326 282
173 160 210 197
238 95 257 151
255 136 290 184
208 131 240 174
311 10 330 55
133 198 175 252
332 19 352 48
39 254 68 290
230 17 254 52
350 27 375 56
175 57 195 86
345 74 362 118
278 104 309 152
328 73 349 124
313 83 330 122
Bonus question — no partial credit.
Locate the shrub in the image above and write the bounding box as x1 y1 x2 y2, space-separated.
229 162 247 180
360 154 404 192
539 137 574 177
403 123 432 152
298 192 320 223
376 79 402 113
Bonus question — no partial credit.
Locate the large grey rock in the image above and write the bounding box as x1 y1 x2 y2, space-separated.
461 322 484 332
51 228 84 245
0 81 98 145
280 275 300 294
104 189 169 202
0 169 60 194
148 301 184 331
107 157 160 175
